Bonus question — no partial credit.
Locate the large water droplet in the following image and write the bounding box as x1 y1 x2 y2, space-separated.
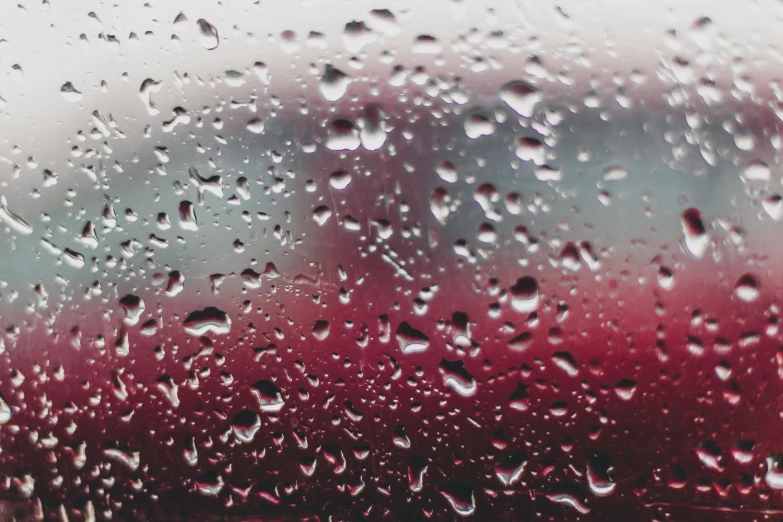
359 104 387 151
119 294 145 326
60 82 82 103
500 80 541 117
326 119 360 151
183 307 231 336
586 453 616 497
439 482 476 516
509 276 539 313
0 393 11 424
464 113 496 139
320 65 350 102
396 322 430 353
546 483 590 514
232 409 261 443
439 359 477 397
0 195 33 235
251 380 284 412
681 208 709 259
246 118 265 134
494 453 526 486
408 456 428 492
196 19 219 50
766 455 783 489
734 274 760 302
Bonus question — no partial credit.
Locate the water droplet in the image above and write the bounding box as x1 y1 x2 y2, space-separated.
393 424 411 448
681 208 708 259
734 274 759 302
763 195 783 221
500 80 541 117
183 307 231 336
166 271 185 296
546 483 590 514
326 119 360 151
313 205 333 226
320 65 350 102
178 200 199 231
508 382 530 411
508 331 533 352
358 104 387 151
742 160 770 182
614 378 637 401
312 319 331 340
515 136 546 165
509 276 539 313
439 359 477 397
232 409 261 443
732 440 754 464
0 393 11 424
464 113 495 139
343 21 374 53
696 440 723 471
246 118 265 134
430 187 451 225
766 455 783 489
0 195 33 235
586 453 616 497
119 294 145 326
195 471 224 496
323 443 347 474
183 436 198 466
102 448 140 471
408 456 428 492
299 456 317 477
439 482 476 516
412 34 441 54
436 161 458 183
551 351 579 377
156 375 180 408
396 322 430 354
60 82 82 102
196 18 219 50
329 170 352 190
494 453 527 486
251 380 284 412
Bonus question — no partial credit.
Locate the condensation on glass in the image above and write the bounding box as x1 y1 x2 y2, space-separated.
0 0 780 520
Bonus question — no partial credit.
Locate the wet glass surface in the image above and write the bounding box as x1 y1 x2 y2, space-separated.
1 0 782 520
